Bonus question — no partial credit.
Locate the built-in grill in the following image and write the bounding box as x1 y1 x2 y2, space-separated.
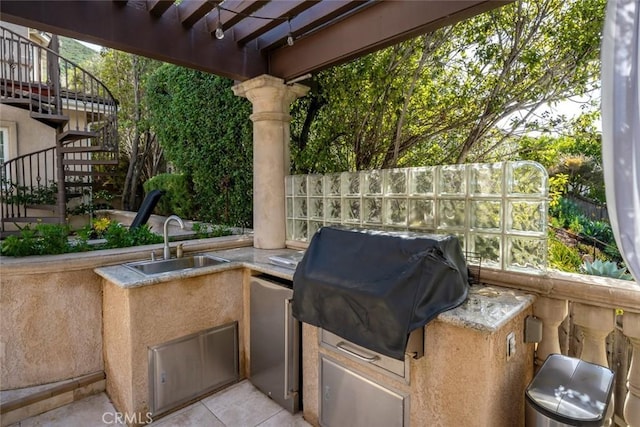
292 226 470 361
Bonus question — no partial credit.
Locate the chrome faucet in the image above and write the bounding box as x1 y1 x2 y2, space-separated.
163 215 185 260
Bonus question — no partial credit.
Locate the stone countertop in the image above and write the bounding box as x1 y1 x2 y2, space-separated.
95 246 533 331
439 285 534 332
94 246 301 289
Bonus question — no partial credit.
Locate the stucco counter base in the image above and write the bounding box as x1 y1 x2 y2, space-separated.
301 285 535 427
102 268 245 426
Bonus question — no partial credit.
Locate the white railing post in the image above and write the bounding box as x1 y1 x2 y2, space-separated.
573 303 616 367
573 303 616 426
624 312 640 427
533 297 568 364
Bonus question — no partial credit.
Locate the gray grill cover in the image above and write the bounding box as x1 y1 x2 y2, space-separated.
292 226 469 360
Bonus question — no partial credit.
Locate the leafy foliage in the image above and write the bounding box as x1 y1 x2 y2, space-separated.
101 222 162 249
291 0 605 172
191 222 232 239
548 232 583 273
548 173 569 208
1 182 57 206
1 223 76 256
59 37 99 66
0 220 162 257
96 50 165 210
581 259 633 280
143 173 195 219
146 65 253 226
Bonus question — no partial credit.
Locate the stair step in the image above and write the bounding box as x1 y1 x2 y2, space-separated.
63 159 118 166
25 204 57 211
66 193 85 199
0 230 22 238
58 130 98 142
64 170 112 177
64 181 93 187
31 112 69 127
1 216 64 225
1 96 56 114
60 146 110 154
1 97 33 106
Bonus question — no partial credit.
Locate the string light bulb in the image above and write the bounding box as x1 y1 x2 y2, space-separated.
215 25 224 40
287 19 294 46
215 6 224 40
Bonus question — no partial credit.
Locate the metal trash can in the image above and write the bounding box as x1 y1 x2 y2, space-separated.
525 354 614 427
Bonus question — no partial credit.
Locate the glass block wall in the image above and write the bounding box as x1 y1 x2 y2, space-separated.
285 161 548 272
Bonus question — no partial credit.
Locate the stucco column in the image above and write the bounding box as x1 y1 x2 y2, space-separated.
232 75 309 249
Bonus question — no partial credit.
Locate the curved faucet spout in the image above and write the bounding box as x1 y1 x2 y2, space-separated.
163 215 185 260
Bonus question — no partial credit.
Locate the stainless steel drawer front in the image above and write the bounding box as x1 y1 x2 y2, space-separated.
320 329 409 380
320 357 408 427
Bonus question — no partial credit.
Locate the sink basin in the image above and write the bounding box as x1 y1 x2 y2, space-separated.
125 255 229 276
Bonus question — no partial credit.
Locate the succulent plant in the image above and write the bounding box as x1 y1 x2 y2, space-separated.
581 259 634 281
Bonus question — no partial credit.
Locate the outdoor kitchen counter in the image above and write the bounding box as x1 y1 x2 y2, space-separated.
96 247 536 427
94 246 302 288
96 245 534 334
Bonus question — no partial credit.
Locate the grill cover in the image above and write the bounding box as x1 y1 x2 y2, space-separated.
292 226 469 360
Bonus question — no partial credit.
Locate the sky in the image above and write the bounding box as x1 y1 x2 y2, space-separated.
78 40 102 52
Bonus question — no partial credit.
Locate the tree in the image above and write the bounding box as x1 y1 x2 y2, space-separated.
291 0 605 172
516 112 604 201
146 65 253 226
96 50 164 210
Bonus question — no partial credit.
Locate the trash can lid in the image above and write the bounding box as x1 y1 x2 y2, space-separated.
526 354 614 425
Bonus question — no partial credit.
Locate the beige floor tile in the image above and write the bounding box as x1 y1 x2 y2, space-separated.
151 402 224 427
18 393 124 427
201 381 282 427
256 410 311 427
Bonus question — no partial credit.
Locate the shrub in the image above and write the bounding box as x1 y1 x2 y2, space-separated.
548 231 582 272
143 173 195 219
146 65 252 227
191 222 232 239
101 222 162 249
1 221 162 257
580 219 613 244
552 198 583 228
1 223 78 256
581 259 633 281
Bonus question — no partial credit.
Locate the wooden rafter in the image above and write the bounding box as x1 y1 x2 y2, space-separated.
0 0 511 81
147 0 174 17
206 0 265 32
233 0 320 46
178 0 220 27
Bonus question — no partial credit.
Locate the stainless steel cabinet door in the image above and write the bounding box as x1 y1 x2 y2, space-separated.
250 277 300 413
149 322 239 416
320 357 407 427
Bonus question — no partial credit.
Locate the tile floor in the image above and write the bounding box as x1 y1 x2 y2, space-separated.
8 380 311 427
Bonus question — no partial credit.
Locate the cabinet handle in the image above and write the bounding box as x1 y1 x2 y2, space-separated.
336 341 380 363
284 298 293 400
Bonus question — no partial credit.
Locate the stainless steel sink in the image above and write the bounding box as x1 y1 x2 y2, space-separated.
125 255 229 276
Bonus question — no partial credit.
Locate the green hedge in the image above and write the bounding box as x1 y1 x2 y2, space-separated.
143 173 195 219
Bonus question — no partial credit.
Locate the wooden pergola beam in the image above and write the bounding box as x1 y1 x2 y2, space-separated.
147 0 174 18
177 0 220 28
233 0 320 46
0 0 267 80
269 0 509 80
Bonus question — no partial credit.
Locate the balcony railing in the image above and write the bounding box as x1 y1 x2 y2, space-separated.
481 268 639 427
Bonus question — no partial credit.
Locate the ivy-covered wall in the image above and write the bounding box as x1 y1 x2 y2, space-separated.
146 65 253 227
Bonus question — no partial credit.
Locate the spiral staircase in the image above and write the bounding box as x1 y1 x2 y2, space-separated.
0 26 118 236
